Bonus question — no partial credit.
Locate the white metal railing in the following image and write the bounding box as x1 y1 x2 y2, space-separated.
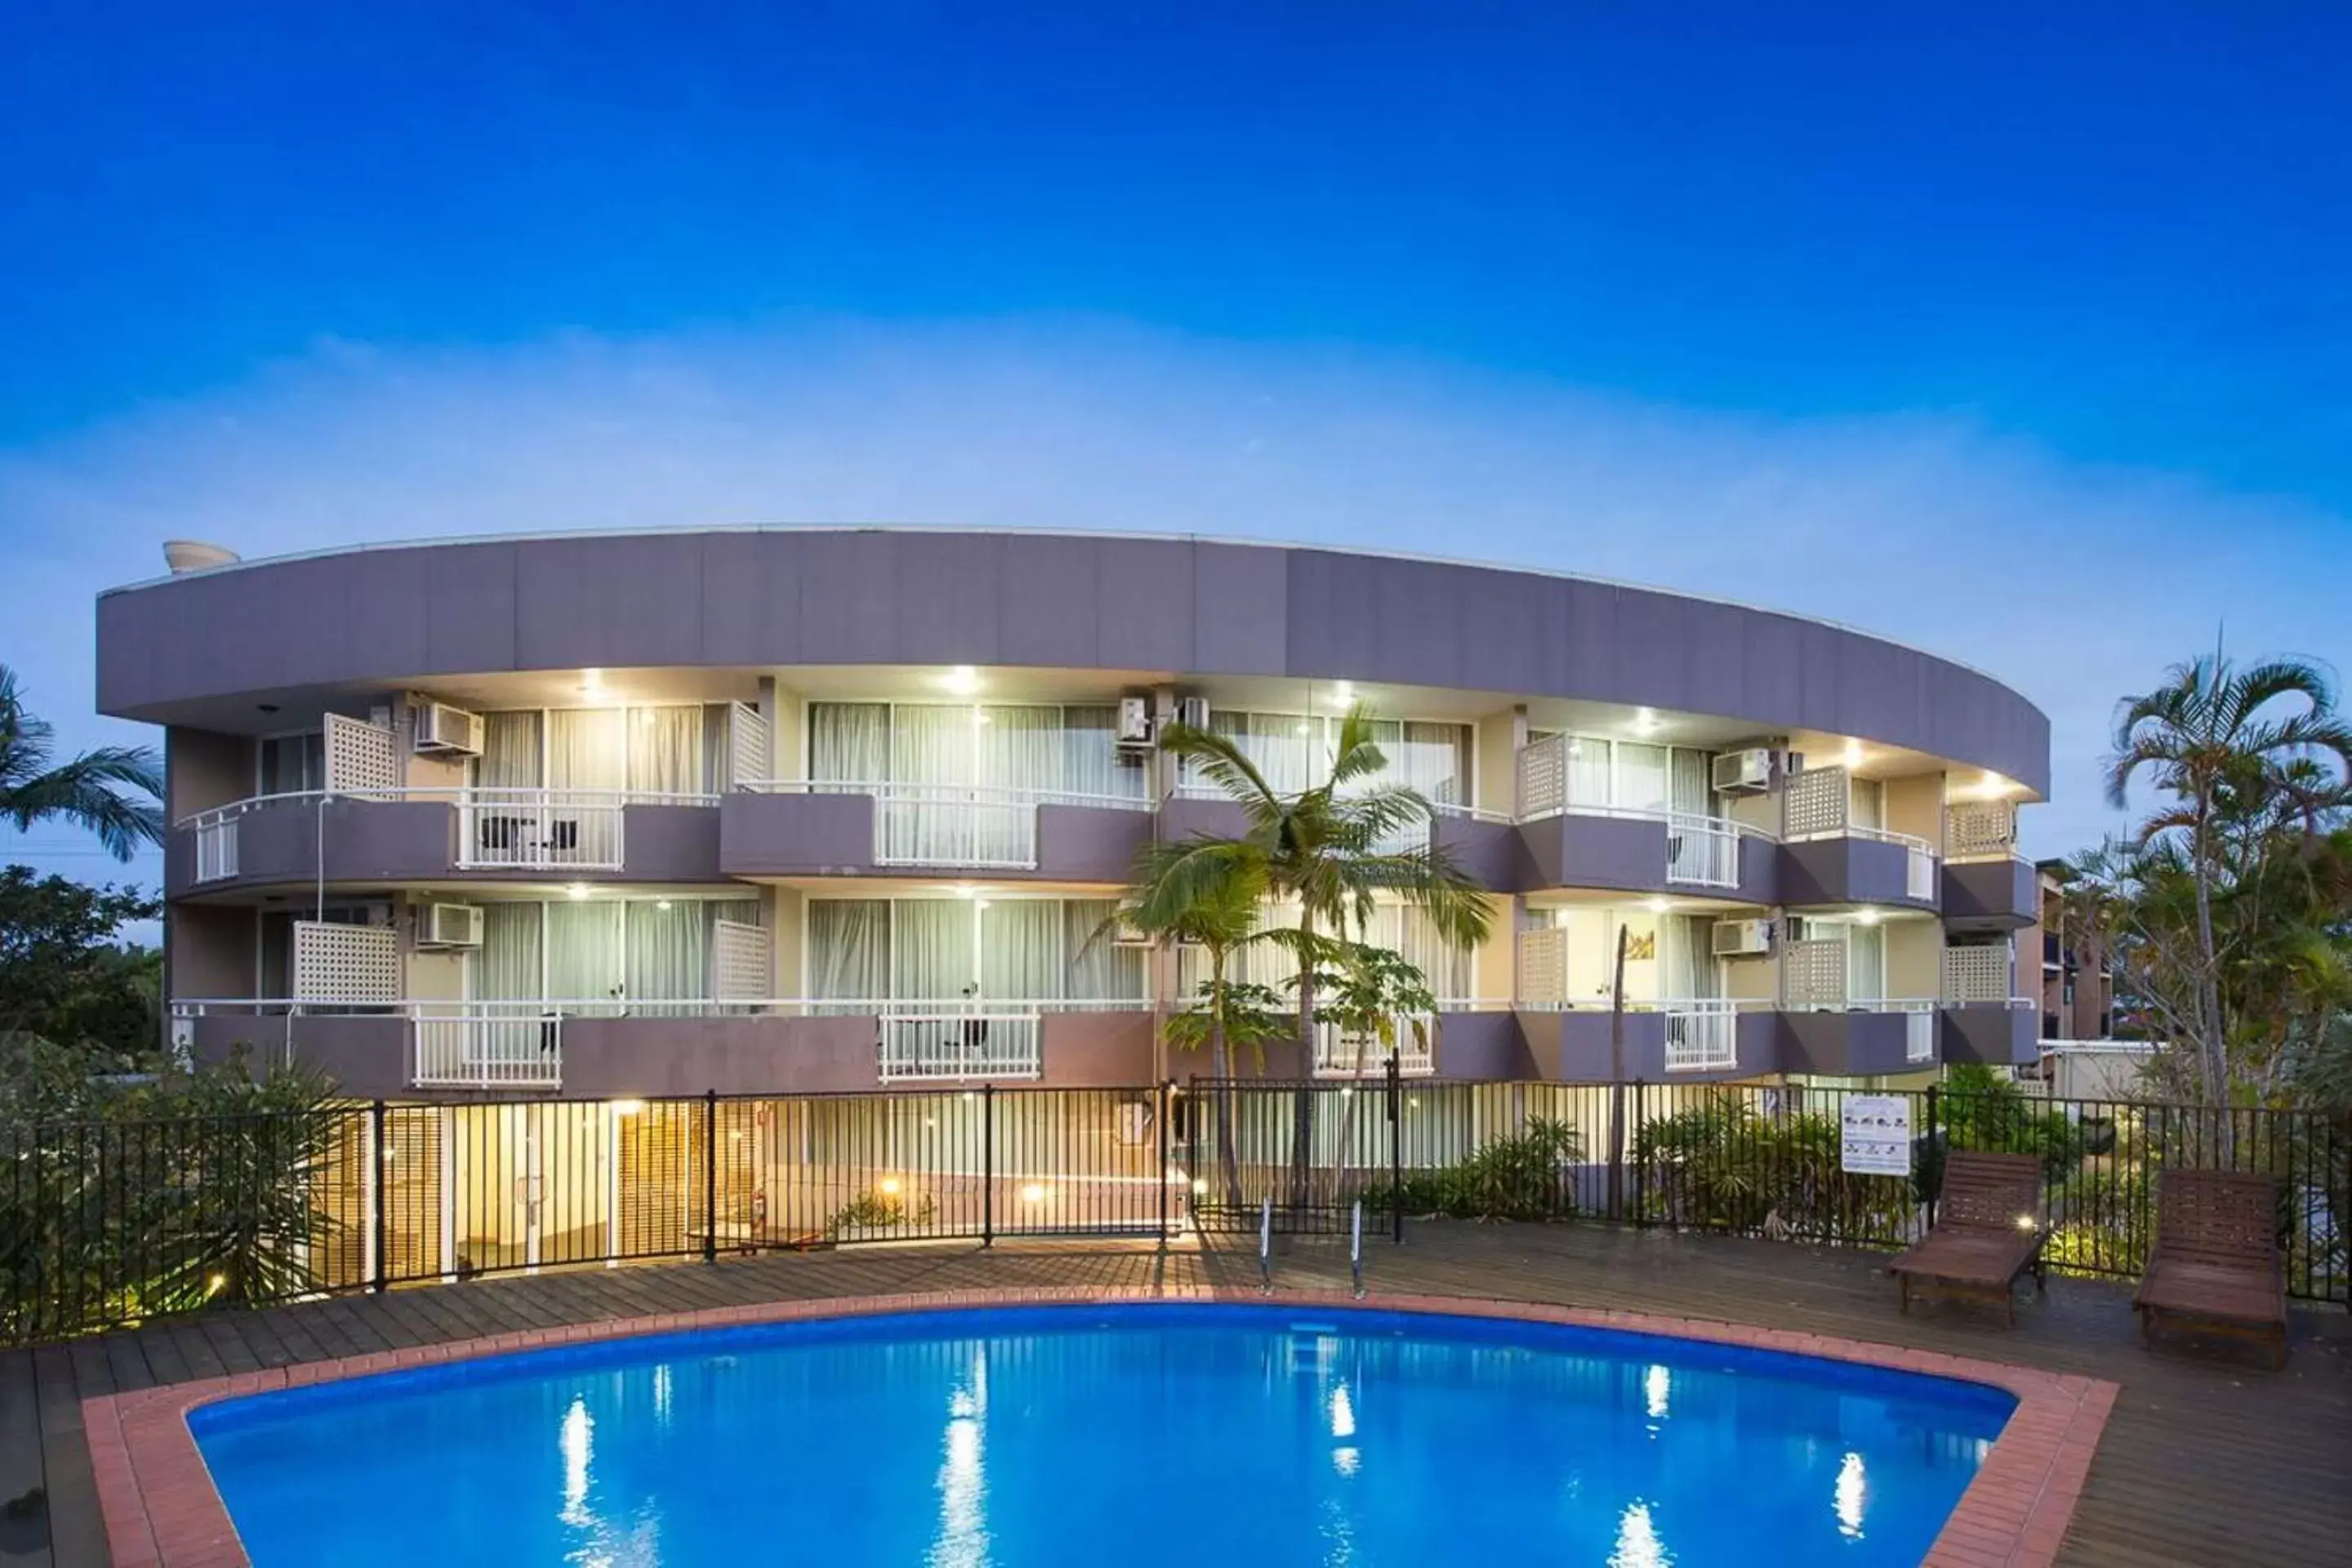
1906 1009 1936 1063
742 780 1153 871
411 1007 564 1089
1664 812 1739 887
172 995 1153 1021
1664 1000 1739 1072
879 1011 1043 1080
177 787 722 878
457 789 627 871
1312 1013 1437 1077
194 814 240 882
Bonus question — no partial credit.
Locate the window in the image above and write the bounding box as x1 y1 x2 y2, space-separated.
475 706 721 796
804 895 1147 1004
1198 710 1471 807
807 702 1147 801
473 897 762 1011
260 733 326 795
1178 898 1477 1002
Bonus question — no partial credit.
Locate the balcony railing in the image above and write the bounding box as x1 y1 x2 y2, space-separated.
1662 1000 1740 1071
178 786 719 881
743 780 1152 871
412 1005 564 1089
1664 813 1739 888
1311 1013 1437 1077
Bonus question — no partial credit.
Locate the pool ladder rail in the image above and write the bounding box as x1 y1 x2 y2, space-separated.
1256 1196 1368 1298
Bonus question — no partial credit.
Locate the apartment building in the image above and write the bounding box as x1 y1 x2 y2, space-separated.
103 528 2051 1102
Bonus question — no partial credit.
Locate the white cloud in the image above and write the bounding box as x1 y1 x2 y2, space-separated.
3 315 2344 875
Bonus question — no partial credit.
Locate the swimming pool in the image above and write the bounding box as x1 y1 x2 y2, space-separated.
189 1302 2014 1566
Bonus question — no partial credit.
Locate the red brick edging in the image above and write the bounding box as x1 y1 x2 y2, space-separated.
85 1286 2116 1567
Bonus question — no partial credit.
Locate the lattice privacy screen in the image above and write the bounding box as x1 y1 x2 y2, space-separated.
728 703 771 790
1517 927 1566 1005
1780 766 1848 839
1944 799 2018 859
711 919 773 1001
1515 734 1566 817
325 713 400 794
1941 942 2014 1004
293 920 400 1003
1780 937 1848 1008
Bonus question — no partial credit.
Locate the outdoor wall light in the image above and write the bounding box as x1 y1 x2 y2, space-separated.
1019 1182 1047 1204
880 1176 903 1196
1192 1178 1209 1196
609 1099 645 1116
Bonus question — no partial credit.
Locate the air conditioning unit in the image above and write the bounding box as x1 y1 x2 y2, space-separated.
1712 748 1775 795
1174 695 1210 731
420 902 483 949
1712 918 1773 957
1116 695 1155 744
412 701 483 756
1110 917 1154 949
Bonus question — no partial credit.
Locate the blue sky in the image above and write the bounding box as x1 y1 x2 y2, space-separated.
4 3 2350 889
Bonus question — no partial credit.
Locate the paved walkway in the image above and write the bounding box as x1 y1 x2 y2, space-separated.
4 1223 2345 1566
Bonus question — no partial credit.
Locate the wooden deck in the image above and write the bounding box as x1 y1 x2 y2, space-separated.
5 1224 2346 1566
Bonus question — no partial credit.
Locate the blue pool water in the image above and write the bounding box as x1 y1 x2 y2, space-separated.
191 1303 2011 1566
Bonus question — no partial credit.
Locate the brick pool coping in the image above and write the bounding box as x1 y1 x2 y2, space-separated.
85 1286 2117 1568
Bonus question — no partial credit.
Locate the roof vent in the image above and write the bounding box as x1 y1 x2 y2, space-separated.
162 540 240 575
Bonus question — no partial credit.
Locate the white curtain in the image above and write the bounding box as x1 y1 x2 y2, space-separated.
810 703 888 784
1616 742 1670 814
626 706 704 798
1062 706 1145 800
1396 721 1469 808
979 899 1061 1000
1850 777 1886 831
549 710 626 793
808 900 889 1001
478 713 542 790
891 704 973 786
892 900 974 1000
1062 899 1145 1000
1660 915 1717 1001
625 900 706 1013
477 903 543 1001
1669 748 1714 818
1565 736 1612 807
1367 905 1473 1001
978 706 1062 794
1846 922 1885 1003
547 901 622 1011
1209 710 1316 795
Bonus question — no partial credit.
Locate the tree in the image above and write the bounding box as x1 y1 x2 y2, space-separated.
0 868 162 1069
1155 706 1492 1205
2104 653 2352 1104
1111 840 1288 1206
0 665 163 860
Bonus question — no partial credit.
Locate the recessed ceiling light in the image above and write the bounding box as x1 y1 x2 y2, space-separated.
1851 907 1881 926
1842 740 1864 769
566 883 590 901
941 666 980 696
1333 680 1355 703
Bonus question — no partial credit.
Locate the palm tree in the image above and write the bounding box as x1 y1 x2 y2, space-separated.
1156 706 1492 1205
2105 653 2352 1103
1111 840 1287 1206
1 664 163 860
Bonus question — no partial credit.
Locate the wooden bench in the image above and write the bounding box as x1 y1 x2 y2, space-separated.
2136 1168 2287 1368
1889 1149 2045 1325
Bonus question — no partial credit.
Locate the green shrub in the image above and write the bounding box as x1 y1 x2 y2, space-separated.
1368 1118 1584 1221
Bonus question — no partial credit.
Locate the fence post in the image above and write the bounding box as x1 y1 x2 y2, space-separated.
982 1082 996 1250
1923 1084 1940 1231
1156 1080 1171 1248
1629 1079 1647 1228
702 1090 719 1264
369 1099 389 1294
1387 1054 1404 1244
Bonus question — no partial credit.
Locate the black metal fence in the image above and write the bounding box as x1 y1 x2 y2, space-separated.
4 1076 2344 1345
1185 1073 2350 1303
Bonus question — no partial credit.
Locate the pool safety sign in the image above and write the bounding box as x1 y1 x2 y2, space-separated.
1840 1095 1913 1177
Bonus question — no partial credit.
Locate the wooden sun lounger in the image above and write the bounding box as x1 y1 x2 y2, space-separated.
1889 1149 2045 1325
2136 1168 2287 1369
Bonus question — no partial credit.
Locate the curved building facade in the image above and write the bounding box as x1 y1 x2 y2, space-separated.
100 528 2051 1100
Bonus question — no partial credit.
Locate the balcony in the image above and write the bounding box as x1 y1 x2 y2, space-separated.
1517 1002 1776 1081
172 789 720 893
723 782 1153 882
1778 1005 1940 1076
1940 1000 2038 1067
1778 831 1939 909
1310 1013 1438 1078
1512 735 1771 898
172 997 1154 1098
